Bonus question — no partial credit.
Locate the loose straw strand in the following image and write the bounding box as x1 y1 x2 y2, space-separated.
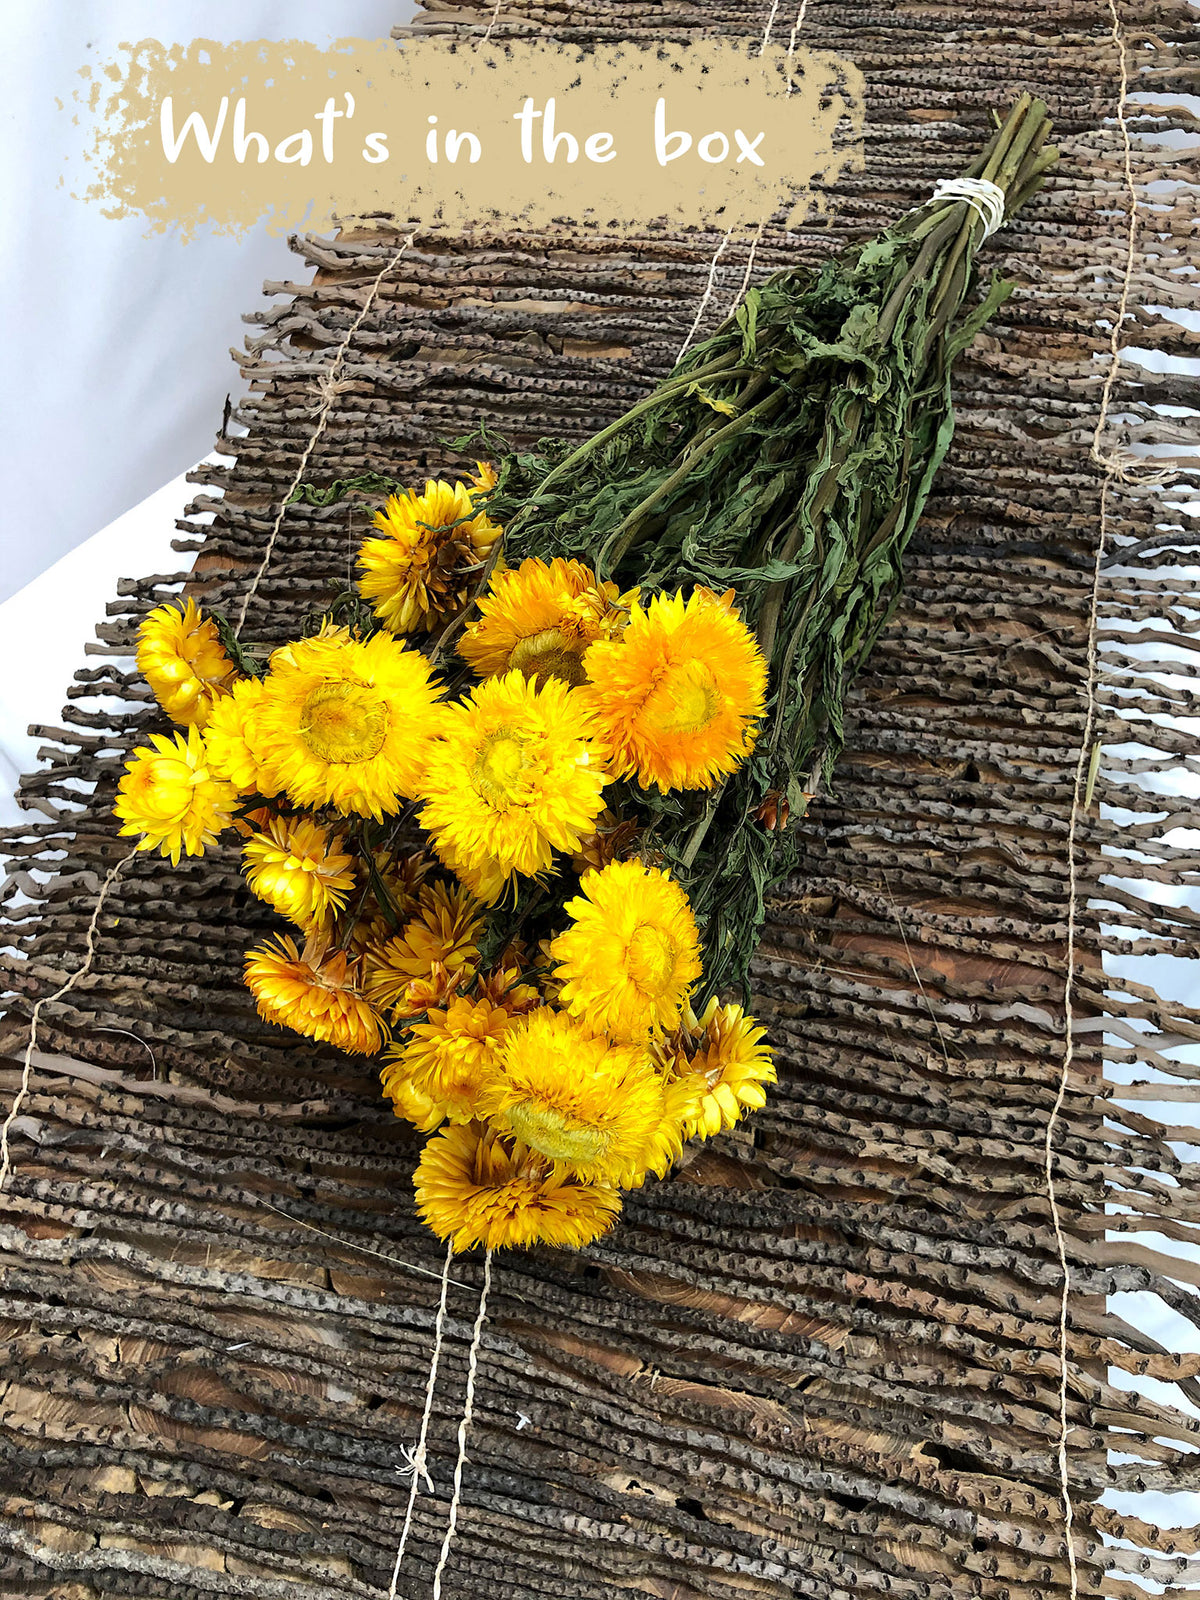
0 850 134 1195
430 1249 493 1600
386 1238 455 1600
1047 7 1140 1599
233 231 417 637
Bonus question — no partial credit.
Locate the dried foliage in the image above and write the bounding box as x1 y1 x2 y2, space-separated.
489 97 1056 997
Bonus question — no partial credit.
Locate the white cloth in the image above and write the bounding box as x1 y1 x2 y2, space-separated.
0 465 208 830
0 0 416 603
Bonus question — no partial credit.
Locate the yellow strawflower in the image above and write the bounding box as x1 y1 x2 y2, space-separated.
384 995 515 1126
244 932 382 1056
415 1123 621 1252
580 587 766 790
622 1073 699 1188
418 670 607 903
382 1071 448 1133
255 630 443 819
550 860 701 1042
136 598 236 728
660 998 776 1140
363 880 485 1020
114 727 237 865
242 815 355 929
204 677 275 796
359 479 501 635
459 556 636 687
477 1007 663 1184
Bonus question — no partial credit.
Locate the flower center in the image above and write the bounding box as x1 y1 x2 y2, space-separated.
642 660 722 737
299 681 388 764
508 628 587 686
472 727 530 806
504 1102 610 1165
626 923 678 998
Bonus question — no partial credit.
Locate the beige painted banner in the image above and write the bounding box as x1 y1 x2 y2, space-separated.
75 37 863 238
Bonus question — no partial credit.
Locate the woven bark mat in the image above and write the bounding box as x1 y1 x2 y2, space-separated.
1 2 1198 1596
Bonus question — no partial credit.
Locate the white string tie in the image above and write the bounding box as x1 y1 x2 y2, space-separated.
927 176 1006 239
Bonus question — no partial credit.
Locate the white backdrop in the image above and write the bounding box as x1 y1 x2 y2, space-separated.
0 0 417 604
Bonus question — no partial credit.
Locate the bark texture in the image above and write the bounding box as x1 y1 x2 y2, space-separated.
1 2 1199 1597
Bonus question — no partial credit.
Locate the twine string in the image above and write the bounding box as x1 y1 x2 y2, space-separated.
785 0 809 76
675 229 736 364
233 231 418 637
724 217 767 321
927 176 1006 238
386 1238 455 1600
1048 6 1141 1598
717 3 811 331
430 1250 493 1600
478 0 504 46
0 852 134 1195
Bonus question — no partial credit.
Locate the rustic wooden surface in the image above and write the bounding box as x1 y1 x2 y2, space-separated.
2 2 1199 1596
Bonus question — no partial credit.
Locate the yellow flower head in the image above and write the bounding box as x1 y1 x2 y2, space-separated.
137 598 237 728
359 479 501 635
381 1069 448 1133
242 815 356 930
418 670 608 902
459 556 636 687
660 997 776 1140
363 880 485 1020
580 587 767 790
477 1007 663 1184
244 932 382 1056
623 1073 700 1188
204 677 276 796
114 727 237 865
469 460 499 494
550 860 702 1042
255 631 443 819
385 994 516 1125
415 1123 621 1252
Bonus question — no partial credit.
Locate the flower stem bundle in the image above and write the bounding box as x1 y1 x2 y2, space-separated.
114 99 1055 1253
487 93 1057 996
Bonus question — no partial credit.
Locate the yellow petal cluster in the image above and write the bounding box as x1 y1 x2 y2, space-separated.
656 997 776 1141
478 1007 664 1184
242 815 355 929
415 1123 621 1252
363 880 485 1020
137 599 237 728
255 630 443 819
114 727 237 865
417 671 607 902
244 932 382 1056
550 861 701 1042
459 556 636 687
359 478 501 635
580 587 766 790
204 677 275 795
